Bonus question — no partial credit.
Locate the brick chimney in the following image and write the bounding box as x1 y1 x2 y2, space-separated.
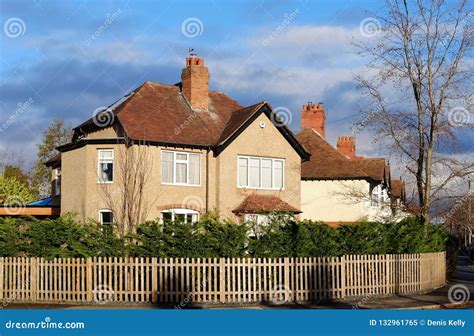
301 102 325 138
337 136 356 159
181 56 209 110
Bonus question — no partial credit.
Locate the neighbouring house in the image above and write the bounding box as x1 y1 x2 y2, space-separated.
296 103 406 226
46 55 309 229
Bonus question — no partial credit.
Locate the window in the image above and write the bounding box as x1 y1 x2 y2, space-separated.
53 168 61 196
238 156 284 190
98 149 114 183
161 151 201 186
99 209 114 234
161 209 199 224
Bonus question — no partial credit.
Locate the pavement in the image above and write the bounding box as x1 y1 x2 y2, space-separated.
3 254 473 310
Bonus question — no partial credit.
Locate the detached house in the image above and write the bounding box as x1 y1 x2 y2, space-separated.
47 56 309 227
296 103 405 225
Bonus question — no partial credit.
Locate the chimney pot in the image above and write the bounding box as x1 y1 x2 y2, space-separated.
301 102 326 138
337 136 356 159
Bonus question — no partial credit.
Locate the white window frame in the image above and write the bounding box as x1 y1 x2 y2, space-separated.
161 208 199 223
97 149 114 184
161 150 201 186
237 155 285 190
98 209 114 225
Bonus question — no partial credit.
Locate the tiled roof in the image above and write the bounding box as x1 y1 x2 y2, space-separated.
68 82 308 159
296 129 371 180
233 194 301 214
296 129 389 182
391 179 406 201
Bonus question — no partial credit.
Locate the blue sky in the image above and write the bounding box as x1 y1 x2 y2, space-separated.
0 0 471 174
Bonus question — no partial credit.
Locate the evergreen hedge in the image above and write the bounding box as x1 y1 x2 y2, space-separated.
0 214 449 259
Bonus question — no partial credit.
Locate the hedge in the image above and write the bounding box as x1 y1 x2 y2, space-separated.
0 214 449 259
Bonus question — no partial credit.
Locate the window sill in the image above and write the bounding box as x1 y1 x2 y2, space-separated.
237 186 285 191
161 182 201 187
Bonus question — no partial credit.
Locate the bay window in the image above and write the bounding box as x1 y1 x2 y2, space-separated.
238 156 284 189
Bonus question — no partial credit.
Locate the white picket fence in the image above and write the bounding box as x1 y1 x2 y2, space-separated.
0 252 445 305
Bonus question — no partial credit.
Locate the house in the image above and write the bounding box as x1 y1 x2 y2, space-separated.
47 55 309 228
296 103 405 226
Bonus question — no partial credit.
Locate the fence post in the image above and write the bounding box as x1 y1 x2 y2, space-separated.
340 256 346 299
220 258 225 304
0 257 3 301
284 257 290 302
30 258 37 301
151 257 157 303
86 258 93 302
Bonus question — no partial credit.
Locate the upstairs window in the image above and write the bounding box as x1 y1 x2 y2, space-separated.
161 151 201 186
98 149 114 183
238 156 284 190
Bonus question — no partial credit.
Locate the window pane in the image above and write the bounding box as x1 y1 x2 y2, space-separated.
162 152 174 183
100 162 113 182
189 154 200 185
99 150 113 159
101 211 113 224
238 158 248 187
274 160 283 189
176 162 187 183
176 153 187 161
261 159 272 188
249 158 260 188
162 212 172 222
175 214 185 223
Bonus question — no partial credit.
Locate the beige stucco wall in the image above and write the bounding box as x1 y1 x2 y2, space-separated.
60 114 301 223
301 179 391 223
214 113 301 219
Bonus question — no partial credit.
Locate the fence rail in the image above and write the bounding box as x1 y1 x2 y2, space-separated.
0 252 445 305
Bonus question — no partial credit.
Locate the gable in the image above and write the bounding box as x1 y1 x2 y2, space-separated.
214 103 309 160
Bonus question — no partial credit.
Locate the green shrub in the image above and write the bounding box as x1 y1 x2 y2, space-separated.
0 214 450 258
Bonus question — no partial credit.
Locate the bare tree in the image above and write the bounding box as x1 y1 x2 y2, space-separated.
354 0 473 227
98 139 155 238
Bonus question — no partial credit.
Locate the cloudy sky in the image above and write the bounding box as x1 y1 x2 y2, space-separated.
0 0 471 176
